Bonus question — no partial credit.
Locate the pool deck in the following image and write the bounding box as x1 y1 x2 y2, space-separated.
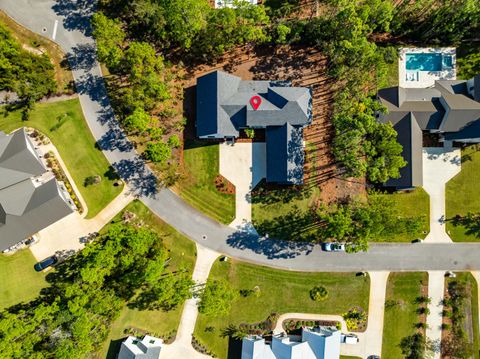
399 47 456 88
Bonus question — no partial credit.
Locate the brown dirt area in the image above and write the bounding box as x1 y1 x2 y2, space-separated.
182 44 365 203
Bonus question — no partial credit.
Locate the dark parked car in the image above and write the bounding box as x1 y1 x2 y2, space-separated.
34 256 57 272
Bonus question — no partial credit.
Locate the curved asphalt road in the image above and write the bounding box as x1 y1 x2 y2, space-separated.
2 0 480 271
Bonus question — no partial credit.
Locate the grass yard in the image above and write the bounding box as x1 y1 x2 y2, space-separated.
194 259 370 359
0 11 73 94
446 145 480 241
0 100 123 218
444 272 480 358
0 249 48 310
381 272 428 359
377 188 430 242
340 357 362 359
174 140 235 224
252 184 321 241
98 200 197 358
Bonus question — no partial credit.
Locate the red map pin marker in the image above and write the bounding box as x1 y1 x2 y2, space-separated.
250 95 262 111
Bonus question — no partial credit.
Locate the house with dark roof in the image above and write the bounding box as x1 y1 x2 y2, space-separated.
377 75 480 189
196 70 312 185
0 128 74 251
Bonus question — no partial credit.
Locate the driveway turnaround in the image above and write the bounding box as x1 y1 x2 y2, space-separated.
219 142 265 230
32 187 133 261
422 147 461 243
4 1 480 273
426 271 446 358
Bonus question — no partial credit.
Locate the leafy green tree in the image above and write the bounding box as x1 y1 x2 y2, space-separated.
123 107 151 133
92 12 126 69
199 280 237 316
161 0 210 49
144 141 171 163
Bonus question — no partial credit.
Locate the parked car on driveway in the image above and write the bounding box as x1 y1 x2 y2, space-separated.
34 255 57 272
322 242 346 252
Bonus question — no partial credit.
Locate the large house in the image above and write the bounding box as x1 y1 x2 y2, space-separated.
196 70 312 185
0 128 74 251
118 335 163 359
241 327 341 359
377 74 480 189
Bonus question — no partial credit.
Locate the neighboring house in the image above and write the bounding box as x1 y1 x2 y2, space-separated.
377 74 480 189
196 70 312 185
214 0 258 9
0 128 74 251
118 335 163 359
241 326 341 359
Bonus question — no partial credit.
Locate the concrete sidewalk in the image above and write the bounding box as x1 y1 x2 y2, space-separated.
161 244 220 358
426 271 446 358
422 148 461 243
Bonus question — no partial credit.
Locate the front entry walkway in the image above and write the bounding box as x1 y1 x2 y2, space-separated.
219 142 266 231
161 243 220 358
426 271 446 358
422 147 461 243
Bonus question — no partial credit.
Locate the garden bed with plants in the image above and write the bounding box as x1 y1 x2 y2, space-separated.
441 273 479 358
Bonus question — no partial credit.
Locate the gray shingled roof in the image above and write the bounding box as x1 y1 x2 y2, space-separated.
384 113 423 188
266 124 304 185
0 129 73 251
438 92 480 132
196 70 311 138
196 70 312 185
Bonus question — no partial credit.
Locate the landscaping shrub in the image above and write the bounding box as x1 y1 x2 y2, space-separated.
309 286 328 301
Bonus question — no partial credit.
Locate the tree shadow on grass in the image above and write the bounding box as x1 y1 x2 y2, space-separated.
251 180 312 205
450 214 480 239
253 205 320 242
106 338 126 359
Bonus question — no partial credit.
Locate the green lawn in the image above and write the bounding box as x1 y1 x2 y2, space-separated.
0 100 123 218
381 272 428 359
377 188 430 242
174 140 235 224
446 146 480 241
252 184 321 241
0 249 48 310
445 272 480 358
340 357 362 359
98 200 197 358
194 259 370 359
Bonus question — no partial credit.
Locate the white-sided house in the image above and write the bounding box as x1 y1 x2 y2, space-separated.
118 335 163 359
241 327 341 359
0 128 74 252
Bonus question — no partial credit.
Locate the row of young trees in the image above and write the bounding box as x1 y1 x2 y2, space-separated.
0 224 193 358
318 191 423 252
0 22 56 117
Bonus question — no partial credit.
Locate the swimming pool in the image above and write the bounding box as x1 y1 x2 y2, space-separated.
406 53 452 71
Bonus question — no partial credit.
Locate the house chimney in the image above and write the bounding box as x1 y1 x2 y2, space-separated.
475 75 480 102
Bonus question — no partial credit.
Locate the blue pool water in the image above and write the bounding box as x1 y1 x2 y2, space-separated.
406 53 451 71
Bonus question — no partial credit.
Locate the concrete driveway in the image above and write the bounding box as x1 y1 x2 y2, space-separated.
426 271 446 358
219 142 265 230
423 147 461 243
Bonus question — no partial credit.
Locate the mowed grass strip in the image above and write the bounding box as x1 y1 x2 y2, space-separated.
194 259 370 359
446 145 480 241
175 141 235 224
381 272 428 358
377 188 430 242
0 100 123 218
98 200 197 359
0 250 48 310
